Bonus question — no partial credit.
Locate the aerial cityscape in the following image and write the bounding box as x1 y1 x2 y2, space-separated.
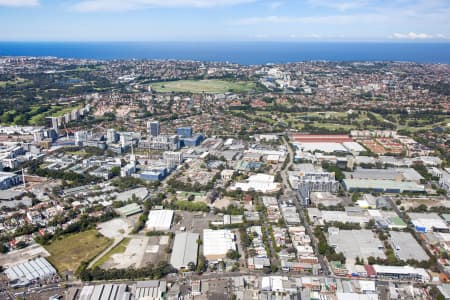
0 1 450 300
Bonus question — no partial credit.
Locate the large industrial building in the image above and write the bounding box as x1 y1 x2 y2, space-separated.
365 265 430 282
203 229 236 261
231 173 281 194
170 232 200 269
342 179 425 193
291 134 353 143
146 209 174 231
344 168 423 183
4 257 57 287
408 212 449 233
78 281 166 300
307 208 371 226
342 167 426 193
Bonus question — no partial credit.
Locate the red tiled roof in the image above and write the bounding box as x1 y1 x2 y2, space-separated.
364 264 376 276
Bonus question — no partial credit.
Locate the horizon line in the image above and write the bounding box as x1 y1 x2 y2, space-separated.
2 40 450 44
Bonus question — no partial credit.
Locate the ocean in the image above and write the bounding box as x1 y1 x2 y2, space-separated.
1 42 450 65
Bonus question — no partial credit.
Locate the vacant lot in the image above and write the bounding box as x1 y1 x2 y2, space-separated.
45 230 112 273
151 79 256 93
93 238 130 269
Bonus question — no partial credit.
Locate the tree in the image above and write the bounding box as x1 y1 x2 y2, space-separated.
0 243 8 254
196 255 207 274
15 241 27 249
366 219 375 229
429 286 445 300
188 262 196 272
318 240 328 255
111 166 121 177
226 249 241 260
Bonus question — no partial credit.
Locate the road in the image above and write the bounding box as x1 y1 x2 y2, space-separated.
280 135 330 276
280 136 294 190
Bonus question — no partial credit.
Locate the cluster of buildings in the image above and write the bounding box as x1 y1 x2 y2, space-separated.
46 103 91 133
1 57 449 299
288 163 339 206
74 280 167 300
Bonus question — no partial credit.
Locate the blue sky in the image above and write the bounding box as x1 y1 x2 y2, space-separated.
1 0 449 41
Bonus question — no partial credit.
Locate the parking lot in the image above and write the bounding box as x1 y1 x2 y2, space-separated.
173 211 221 234
97 218 133 239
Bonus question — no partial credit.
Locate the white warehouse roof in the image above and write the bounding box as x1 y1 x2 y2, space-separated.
146 209 174 231
170 232 199 269
297 142 348 153
203 229 236 260
4 257 56 286
343 142 366 153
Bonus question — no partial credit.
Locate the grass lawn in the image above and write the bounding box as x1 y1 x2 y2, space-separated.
91 238 130 269
28 104 81 125
151 79 257 93
45 230 112 273
52 104 82 117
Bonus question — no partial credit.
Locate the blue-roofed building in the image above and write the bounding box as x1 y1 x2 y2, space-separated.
139 167 170 181
177 127 193 138
140 171 164 181
182 134 204 147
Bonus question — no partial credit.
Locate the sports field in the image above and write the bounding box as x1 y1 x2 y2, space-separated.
151 79 257 93
44 230 112 272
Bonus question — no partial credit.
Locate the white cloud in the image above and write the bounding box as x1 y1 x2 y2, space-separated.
0 0 39 7
307 0 370 11
73 0 256 11
390 32 447 40
234 14 384 25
